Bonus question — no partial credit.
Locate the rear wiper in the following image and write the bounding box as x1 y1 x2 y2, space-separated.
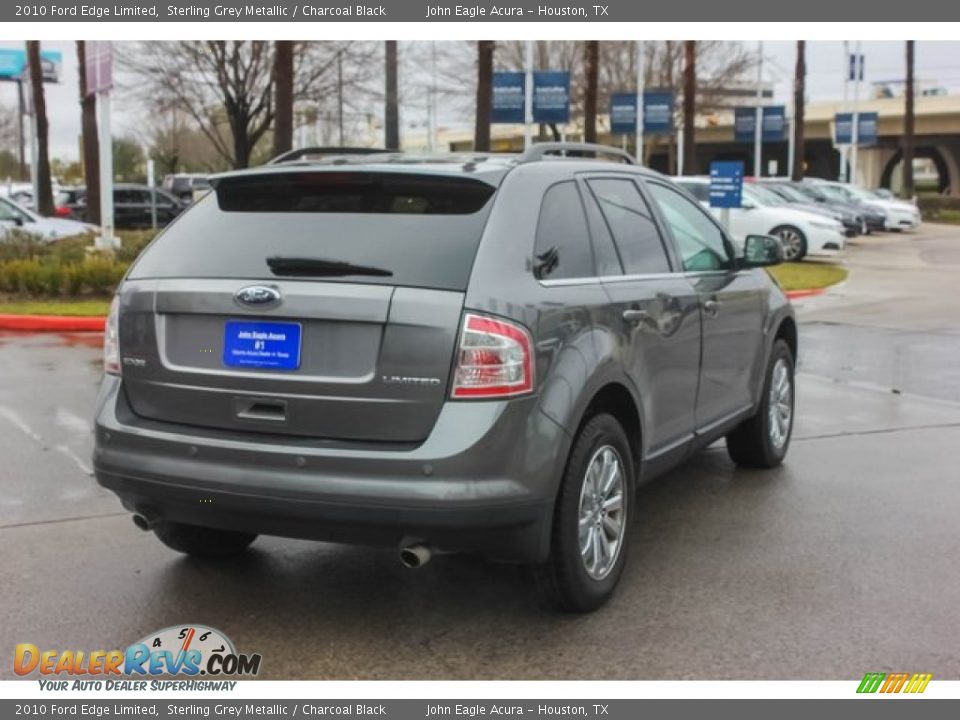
266 256 393 278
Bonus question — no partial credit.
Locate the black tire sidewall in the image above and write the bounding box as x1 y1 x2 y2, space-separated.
549 413 635 612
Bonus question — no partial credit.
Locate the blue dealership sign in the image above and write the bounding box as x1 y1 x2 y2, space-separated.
533 71 570 124
709 161 744 209
735 106 786 142
610 93 637 134
835 112 879 145
491 71 525 124
762 105 786 142
0 48 63 82
644 90 674 135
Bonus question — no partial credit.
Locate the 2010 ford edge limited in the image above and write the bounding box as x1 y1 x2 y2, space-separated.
93 144 796 612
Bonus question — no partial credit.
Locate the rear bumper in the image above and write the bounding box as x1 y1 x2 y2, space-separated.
93 377 565 563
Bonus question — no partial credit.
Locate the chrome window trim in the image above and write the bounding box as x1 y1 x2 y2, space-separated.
538 269 741 288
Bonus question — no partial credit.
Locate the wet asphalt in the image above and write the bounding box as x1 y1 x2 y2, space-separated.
2 224 960 680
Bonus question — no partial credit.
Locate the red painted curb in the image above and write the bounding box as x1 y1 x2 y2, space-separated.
785 288 827 300
0 314 106 332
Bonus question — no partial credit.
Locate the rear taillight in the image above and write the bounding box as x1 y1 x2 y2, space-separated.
54 206 71 218
451 313 534 399
103 295 120 376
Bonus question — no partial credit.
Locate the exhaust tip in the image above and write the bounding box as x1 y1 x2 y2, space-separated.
399 543 431 569
132 513 158 532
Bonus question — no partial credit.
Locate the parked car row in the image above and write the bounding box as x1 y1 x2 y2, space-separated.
672 175 921 262
56 184 186 229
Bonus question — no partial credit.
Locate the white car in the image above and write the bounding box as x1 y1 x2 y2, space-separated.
0 195 96 242
673 177 847 262
813 181 921 232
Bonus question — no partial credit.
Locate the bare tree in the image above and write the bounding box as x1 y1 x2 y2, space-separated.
385 41 399 150
272 41 295 157
682 41 696 175
583 41 599 143
902 40 915 198
26 41 54 216
474 41 494 151
121 42 275 169
792 41 806 181
76 41 100 224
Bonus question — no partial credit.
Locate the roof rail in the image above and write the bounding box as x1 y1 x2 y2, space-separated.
267 146 392 165
519 142 636 165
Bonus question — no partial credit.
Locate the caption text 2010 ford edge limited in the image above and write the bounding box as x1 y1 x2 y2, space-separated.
93 144 796 612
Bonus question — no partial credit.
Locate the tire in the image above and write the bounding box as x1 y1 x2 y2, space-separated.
153 522 257 558
537 413 635 613
726 339 795 469
771 225 807 262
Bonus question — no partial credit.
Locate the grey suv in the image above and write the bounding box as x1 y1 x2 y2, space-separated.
94 143 796 612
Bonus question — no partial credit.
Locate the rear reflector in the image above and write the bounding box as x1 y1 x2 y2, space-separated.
451 313 534 399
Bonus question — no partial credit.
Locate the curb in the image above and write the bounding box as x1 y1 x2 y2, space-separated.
0 314 106 332
784 288 827 300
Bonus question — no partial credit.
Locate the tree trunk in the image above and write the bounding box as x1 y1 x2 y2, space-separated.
474 41 494 152
682 41 696 176
583 41 599 144
791 40 806 181
902 40 915 198
76 41 100 225
26 41 54 217
272 40 294 158
384 41 400 150
665 40 676 176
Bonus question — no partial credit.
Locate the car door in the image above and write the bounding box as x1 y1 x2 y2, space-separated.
646 180 763 432
580 174 701 459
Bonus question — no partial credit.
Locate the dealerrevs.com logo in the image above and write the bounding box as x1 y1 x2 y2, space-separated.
14 625 261 690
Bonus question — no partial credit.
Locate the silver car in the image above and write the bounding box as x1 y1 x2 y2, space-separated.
94 143 796 612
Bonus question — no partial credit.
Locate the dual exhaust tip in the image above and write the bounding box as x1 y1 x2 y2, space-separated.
133 513 434 569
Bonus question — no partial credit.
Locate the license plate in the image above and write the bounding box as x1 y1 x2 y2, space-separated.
222 320 301 371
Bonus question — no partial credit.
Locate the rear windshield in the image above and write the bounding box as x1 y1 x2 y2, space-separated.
127 171 497 291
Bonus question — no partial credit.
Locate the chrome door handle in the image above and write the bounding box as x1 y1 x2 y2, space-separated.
703 299 720 317
621 309 649 325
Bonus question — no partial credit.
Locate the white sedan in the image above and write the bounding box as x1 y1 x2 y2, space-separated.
0 195 96 242
673 177 847 262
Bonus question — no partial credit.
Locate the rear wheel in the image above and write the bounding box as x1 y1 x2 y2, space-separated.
726 339 795 468
537 414 634 612
153 522 257 558
771 225 807 262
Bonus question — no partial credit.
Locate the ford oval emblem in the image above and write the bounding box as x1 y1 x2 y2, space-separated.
234 285 282 308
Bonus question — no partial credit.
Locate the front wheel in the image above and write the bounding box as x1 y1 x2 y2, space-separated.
153 522 257 558
726 339 795 468
771 225 807 262
537 413 635 612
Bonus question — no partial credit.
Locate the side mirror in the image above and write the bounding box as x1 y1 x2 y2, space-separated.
741 234 784 267
740 199 756 210
13 216 24 227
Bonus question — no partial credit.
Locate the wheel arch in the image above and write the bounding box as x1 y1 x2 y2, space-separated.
574 381 644 478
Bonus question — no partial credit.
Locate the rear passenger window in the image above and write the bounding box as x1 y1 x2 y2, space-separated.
586 178 671 275
533 182 594 280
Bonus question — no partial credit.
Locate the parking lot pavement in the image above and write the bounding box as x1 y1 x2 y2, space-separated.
2 224 960 680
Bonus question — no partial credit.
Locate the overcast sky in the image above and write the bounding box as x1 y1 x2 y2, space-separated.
2 40 959 162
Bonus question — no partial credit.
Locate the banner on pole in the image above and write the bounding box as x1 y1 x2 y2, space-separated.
490 71 525 124
735 106 786 143
834 112 878 145
610 93 637 134
533 71 570 124
643 89 674 135
84 41 113 97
